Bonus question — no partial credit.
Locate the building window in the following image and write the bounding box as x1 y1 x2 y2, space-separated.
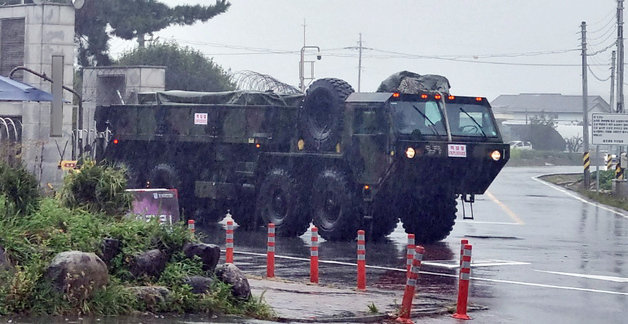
0 18 25 81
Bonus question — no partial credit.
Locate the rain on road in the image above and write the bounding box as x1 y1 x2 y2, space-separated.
197 166 627 323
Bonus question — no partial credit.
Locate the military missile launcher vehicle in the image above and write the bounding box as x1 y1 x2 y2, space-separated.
94 72 509 243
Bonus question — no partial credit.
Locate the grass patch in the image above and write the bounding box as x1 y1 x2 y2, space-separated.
540 171 628 211
0 162 274 319
508 149 581 166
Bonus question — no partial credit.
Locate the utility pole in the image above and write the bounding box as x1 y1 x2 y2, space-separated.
609 50 617 188
358 33 363 92
298 20 321 92
582 21 591 189
611 50 617 112
617 0 625 113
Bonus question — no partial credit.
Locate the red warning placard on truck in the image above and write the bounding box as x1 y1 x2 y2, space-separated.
447 144 467 158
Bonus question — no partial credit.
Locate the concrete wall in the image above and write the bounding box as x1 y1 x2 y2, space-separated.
82 66 166 137
0 3 75 190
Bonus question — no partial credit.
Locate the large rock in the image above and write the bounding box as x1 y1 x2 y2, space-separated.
129 249 167 278
184 275 214 294
128 286 170 310
100 238 121 265
214 263 251 300
45 251 109 299
0 245 12 271
183 242 220 271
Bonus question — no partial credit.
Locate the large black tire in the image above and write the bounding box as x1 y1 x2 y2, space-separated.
368 194 399 241
147 163 180 189
311 169 361 241
232 185 257 230
301 78 354 151
256 168 310 237
400 191 457 243
189 204 226 225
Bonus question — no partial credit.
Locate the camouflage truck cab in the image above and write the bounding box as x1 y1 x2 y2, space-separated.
343 91 509 242
95 73 509 243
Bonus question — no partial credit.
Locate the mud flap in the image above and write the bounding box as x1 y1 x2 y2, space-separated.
461 194 475 220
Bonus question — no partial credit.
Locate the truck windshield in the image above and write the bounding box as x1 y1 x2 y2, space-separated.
445 103 498 137
391 101 445 136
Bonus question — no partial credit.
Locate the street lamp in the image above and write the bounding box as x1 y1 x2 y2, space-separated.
299 45 321 92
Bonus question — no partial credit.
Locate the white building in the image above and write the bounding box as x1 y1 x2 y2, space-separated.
491 93 612 126
0 1 76 190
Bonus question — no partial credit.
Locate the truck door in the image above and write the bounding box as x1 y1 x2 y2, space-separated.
350 106 390 184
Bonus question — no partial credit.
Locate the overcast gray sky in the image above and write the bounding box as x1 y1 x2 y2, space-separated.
111 0 617 101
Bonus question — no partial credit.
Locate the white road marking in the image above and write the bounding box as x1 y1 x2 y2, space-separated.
532 176 628 219
231 251 627 295
534 270 628 283
458 220 521 226
423 259 530 269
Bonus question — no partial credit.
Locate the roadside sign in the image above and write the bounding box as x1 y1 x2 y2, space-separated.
592 113 628 145
59 160 77 170
126 188 180 224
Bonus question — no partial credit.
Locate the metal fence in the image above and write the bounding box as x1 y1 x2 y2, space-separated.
0 116 22 166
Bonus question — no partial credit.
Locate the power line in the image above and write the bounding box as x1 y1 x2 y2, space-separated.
588 13 617 37
587 41 616 56
159 36 611 67
588 23 617 47
589 9 617 32
588 65 612 81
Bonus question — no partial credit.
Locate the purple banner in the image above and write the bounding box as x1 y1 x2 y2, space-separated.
126 189 180 224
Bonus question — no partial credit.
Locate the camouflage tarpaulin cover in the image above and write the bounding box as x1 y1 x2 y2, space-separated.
376 71 451 94
137 90 303 107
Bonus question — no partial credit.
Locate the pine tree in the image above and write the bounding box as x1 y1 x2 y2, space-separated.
75 0 230 67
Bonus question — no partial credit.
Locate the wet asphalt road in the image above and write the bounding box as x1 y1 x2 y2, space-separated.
197 166 627 324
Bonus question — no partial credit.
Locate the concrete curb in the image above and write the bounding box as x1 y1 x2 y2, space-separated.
248 276 486 323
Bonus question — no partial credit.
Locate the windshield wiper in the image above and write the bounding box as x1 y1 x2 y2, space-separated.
412 105 440 135
459 107 487 137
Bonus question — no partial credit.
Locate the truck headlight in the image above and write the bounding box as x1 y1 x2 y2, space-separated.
490 150 501 161
406 147 416 159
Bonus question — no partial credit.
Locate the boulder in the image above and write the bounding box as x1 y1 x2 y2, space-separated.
128 286 170 309
129 249 167 278
184 275 214 294
183 242 220 271
214 263 251 300
45 251 108 299
0 244 12 271
100 238 121 265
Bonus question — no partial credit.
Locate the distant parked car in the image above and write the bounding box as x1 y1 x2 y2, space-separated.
509 140 533 150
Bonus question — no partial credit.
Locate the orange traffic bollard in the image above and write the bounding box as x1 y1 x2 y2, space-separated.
453 244 472 320
357 230 366 290
225 220 234 263
459 239 469 267
310 226 319 283
396 245 425 323
187 219 195 235
406 234 415 278
267 223 275 278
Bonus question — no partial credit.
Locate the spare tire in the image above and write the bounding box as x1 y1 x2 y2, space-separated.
300 78 354 151
147 163 180 189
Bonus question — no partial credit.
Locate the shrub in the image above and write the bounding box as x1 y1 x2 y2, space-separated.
0 161 40 215
60 159 132 217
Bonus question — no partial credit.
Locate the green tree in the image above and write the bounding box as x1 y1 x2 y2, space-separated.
529 111 557 129
116 42 235 91
75 0 230 67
